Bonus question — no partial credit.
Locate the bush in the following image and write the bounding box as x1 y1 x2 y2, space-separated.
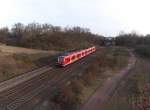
53 85 80 110
2 64 13 80
70 79 84 95
135 45 150 57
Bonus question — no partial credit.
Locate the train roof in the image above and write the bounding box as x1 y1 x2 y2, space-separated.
59 52 74 57
58 47 95 57
59 50 81 57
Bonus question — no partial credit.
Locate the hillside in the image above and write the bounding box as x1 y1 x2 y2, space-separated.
0 45 59 82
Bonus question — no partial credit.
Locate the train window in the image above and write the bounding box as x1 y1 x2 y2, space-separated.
58 56 64 61
72 56 75 60
67 58 70 62
77 54 81 58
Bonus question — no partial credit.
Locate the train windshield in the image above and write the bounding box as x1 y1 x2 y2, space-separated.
58 56 64 61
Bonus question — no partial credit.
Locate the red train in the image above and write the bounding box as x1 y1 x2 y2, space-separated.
57 46 96 67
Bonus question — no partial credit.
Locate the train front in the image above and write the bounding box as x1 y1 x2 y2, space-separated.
57 56 65 66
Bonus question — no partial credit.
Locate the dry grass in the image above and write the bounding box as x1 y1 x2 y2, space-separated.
0 45 59 82
103 57 150 110
0 45 58 54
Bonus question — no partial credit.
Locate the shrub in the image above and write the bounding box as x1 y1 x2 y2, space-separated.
70 79 84 95
2 64 13 80
53 85 80 110
135 45 150 57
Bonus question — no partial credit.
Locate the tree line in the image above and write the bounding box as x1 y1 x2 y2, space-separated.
115 32 150 57
0 23 105 50
115 32 150 47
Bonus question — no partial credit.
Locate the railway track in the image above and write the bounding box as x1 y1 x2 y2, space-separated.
20 56 93 110
0 65 52 93
0 52 96 110
12 60 89 110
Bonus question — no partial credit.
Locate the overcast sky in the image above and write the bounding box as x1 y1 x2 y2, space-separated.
0 0 150 36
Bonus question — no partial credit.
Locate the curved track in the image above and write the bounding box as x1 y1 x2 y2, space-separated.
0 52 96 110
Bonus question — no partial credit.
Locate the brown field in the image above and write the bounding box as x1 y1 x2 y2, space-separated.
0 45 57 54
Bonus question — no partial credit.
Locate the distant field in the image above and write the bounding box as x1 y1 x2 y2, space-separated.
0 45 57 54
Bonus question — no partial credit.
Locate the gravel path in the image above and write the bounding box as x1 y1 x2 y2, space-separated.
81 52 136 110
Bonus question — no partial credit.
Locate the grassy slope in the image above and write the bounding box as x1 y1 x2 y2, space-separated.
0 45 57 54
0 45 59 82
